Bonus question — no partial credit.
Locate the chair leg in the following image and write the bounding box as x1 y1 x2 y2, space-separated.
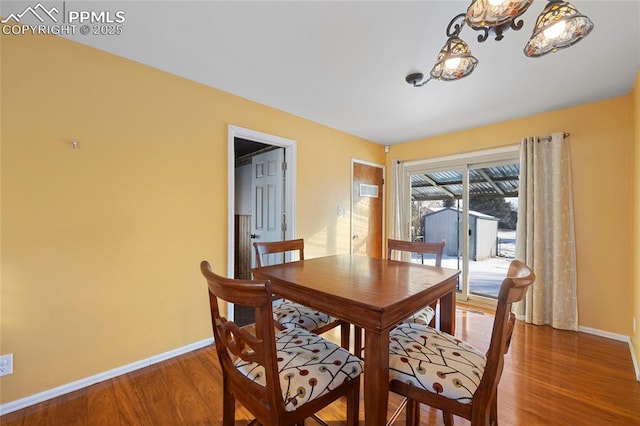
404 399 421 426
490 391 498 426
353 325 363 358
428 301 437 328
345 377 360 426
340 321 351 350
442 410 454 426
222 382 235 426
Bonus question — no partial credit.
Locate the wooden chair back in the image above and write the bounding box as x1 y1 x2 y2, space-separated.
479 260 534 397
391 259 535 425
252 238 349 345
200 261 281 423
387 239 446 266
201 261 361 425
253 238 304 268
385 239 446 330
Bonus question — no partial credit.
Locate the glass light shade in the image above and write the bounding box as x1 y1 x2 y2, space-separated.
465 0 533 30
430 36 479 81
524 1 594 57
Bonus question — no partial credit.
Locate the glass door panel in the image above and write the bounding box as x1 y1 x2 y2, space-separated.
410 168 466 291
466 162 519 301
408 157 519 305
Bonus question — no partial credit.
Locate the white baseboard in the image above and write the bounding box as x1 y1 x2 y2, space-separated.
579 326 640 382
3 325 638 417
629 339 640 382
0 337 214 416
578 325 629 342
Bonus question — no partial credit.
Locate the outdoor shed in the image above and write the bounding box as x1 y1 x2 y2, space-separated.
423 207 499 261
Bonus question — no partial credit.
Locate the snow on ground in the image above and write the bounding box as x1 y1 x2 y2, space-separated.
412 230 516 299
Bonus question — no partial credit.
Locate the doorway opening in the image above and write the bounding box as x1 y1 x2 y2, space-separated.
227 125 296 325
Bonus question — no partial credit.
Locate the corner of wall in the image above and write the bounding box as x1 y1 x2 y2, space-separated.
633 67 640 381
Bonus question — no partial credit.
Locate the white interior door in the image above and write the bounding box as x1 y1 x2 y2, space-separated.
251 148 285 267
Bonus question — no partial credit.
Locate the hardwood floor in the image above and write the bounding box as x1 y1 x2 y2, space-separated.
2 307 639 425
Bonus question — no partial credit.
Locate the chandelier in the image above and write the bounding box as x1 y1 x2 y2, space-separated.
406 0 594 87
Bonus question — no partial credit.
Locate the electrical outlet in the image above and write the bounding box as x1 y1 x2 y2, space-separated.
0 354 13 377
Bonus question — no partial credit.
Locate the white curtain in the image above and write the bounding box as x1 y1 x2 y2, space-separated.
515 132 578 331
389 160 410 260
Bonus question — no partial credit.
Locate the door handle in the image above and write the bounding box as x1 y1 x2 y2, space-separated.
250 233 258 239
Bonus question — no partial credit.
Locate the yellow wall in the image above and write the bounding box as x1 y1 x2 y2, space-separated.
633 69 640 373
2 24 638 407
388 94 636 337
0 32 383 403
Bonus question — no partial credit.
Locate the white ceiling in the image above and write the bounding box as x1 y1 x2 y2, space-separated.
3 1 639 145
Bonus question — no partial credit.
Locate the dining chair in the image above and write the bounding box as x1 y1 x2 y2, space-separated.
388 259 535 426
352 239 446 357
388 238 447 328
200 261 363 426
253 238 351 349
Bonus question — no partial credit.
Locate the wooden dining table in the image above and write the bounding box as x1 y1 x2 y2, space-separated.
251 254 460 425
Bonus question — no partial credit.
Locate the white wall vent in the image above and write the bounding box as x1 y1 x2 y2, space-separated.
359 183 379 198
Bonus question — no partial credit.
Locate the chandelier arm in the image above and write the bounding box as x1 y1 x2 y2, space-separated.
477 29 489 43
446 13 467 37
413 76 432 87
510 18 525 32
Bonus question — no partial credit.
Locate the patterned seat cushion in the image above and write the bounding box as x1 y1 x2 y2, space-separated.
401 305 435 326
273 298 336 331
235 328 364 412
389 323 486 404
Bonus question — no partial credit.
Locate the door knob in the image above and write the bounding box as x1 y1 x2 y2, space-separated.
250 233 258 239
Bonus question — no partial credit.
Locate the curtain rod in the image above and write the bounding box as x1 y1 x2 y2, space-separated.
394 132 571 164
539 132 570 141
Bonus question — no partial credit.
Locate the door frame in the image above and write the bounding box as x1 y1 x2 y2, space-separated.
227 125 296 317
350 158 385 255
403 145 519 306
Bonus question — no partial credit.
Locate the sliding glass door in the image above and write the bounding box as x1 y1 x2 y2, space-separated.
410 167 465 281
466 161 519 301
405 148 519 306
